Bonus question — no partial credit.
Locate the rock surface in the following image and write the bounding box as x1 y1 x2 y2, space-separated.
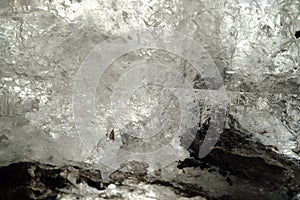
1 117 300 199
0 0 300 199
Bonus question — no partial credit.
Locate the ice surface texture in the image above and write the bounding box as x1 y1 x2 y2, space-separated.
0 0 299 167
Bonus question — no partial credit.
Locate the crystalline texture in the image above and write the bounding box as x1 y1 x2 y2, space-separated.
0 0 299 166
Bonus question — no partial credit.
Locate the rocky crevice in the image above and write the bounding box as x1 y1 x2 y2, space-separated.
1 115 299 200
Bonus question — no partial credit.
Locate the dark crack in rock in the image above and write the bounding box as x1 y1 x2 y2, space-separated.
0 162 105 200
1 117 300 200
177 115 300 200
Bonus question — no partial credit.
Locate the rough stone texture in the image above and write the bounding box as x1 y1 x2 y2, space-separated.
0 0 300 199
1 123 300 200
